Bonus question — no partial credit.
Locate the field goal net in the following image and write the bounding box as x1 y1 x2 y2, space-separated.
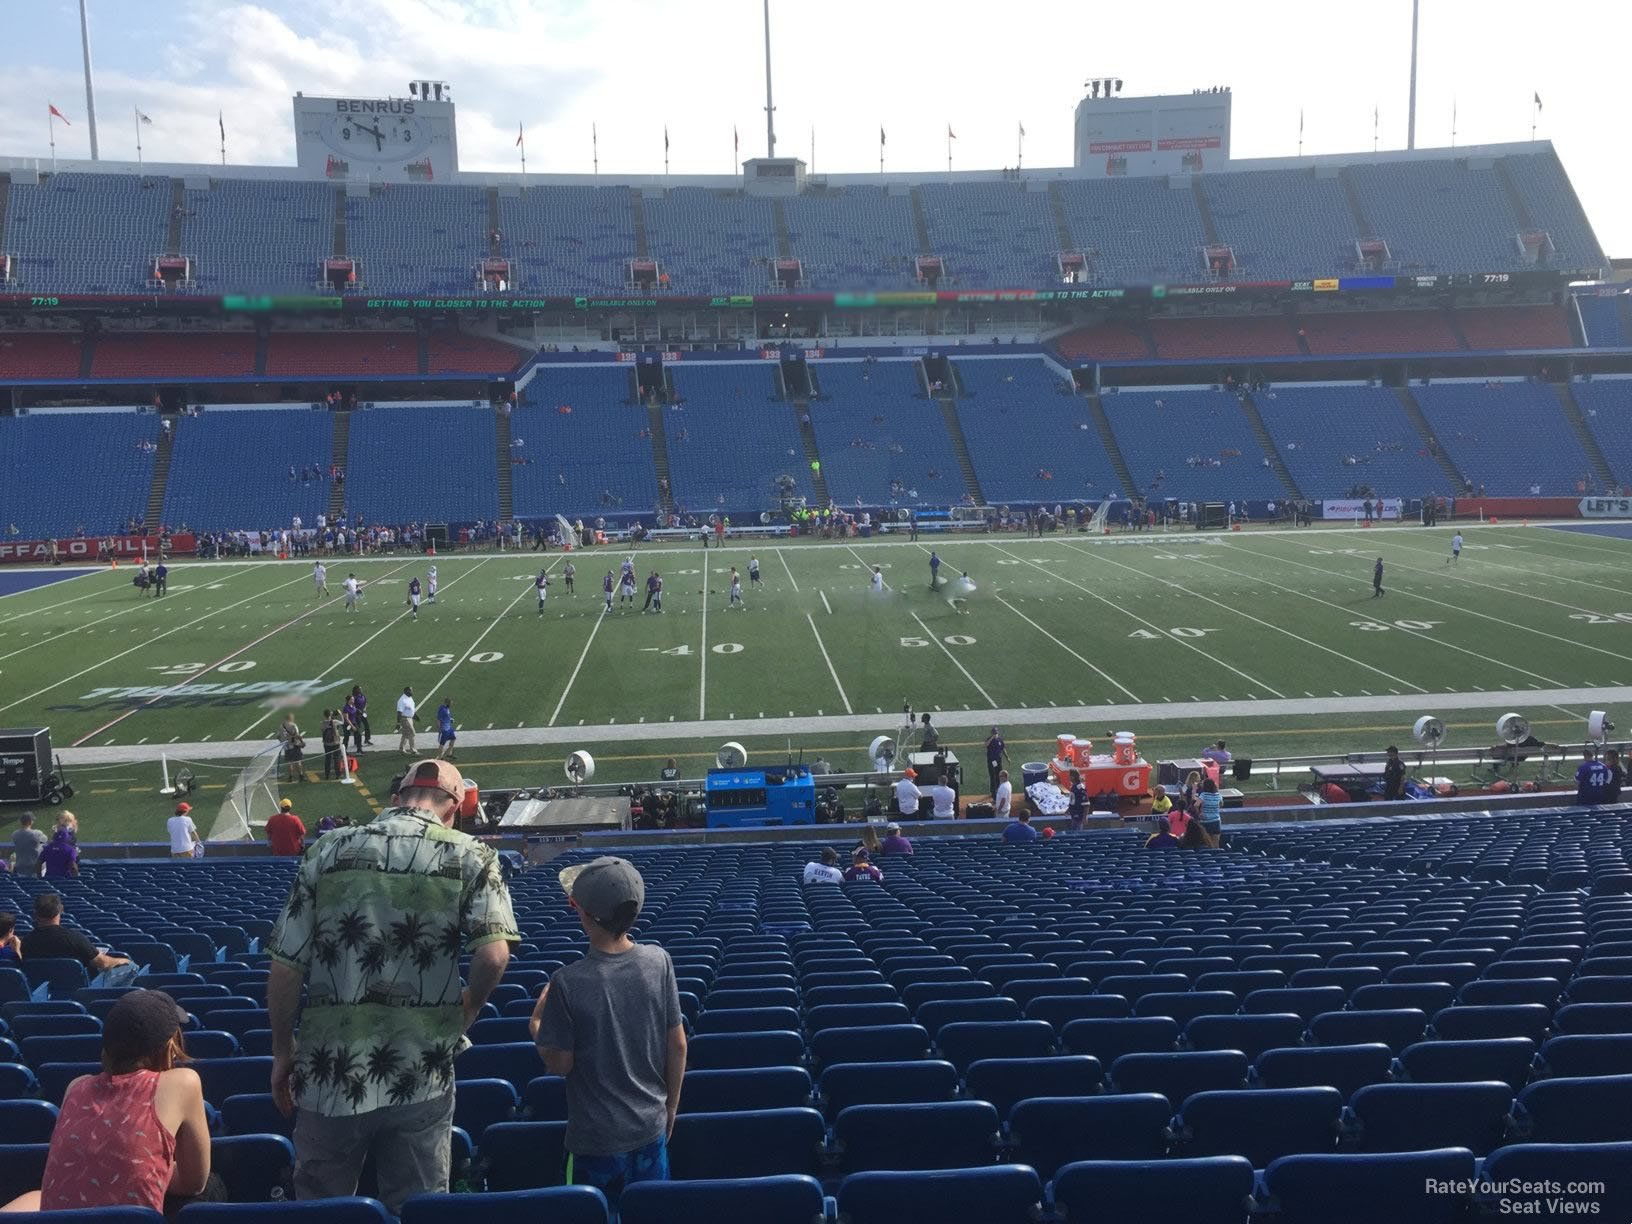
1086 499 1112 535
556 514 580 547
205 744 282 843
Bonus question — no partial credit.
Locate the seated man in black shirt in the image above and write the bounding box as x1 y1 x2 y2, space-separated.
21 893 134 981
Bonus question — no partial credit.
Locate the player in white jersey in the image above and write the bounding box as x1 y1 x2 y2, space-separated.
313 562 329 598
748 555 762 587
1449 531 1463 564
728 567 743 608
536 568 550 614
427 565 438 603
563 561 576 595
870 566 885 592
343 573 360 613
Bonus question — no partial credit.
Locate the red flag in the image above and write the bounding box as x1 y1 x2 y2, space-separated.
516 122 524 147
49 104 70 124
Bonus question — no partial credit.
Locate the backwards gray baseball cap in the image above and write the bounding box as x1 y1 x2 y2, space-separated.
558 856 645 927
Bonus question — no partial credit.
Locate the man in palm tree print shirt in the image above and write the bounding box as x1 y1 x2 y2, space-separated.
266 758 519 1213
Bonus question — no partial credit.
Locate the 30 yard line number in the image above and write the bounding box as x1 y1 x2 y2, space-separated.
401 651 505 666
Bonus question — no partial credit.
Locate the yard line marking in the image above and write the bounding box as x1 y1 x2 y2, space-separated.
775 548 801 593
699 557 710 720
0 565 322 722
550 608 608 727
0 565 181 621
235 559 489 740
820 589 833 615
1061 540 1427 696
420 556 528 707
995 595 1141 702
1382 532 1632 602
806 612 853 713
0 595 181 666
1220 541 1619 677
912 611 996 707
993 543 1284 697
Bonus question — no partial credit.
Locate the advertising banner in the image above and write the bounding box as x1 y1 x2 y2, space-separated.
1580 497 1632 518
0 534 194 565
1321 498 1404 521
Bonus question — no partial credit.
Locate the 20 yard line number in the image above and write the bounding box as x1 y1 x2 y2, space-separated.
148 660 258 674
1570 613 1632 626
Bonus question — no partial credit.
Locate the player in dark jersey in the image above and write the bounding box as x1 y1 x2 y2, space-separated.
1372 557 1385 598
602 570 615 612
407 576 422 620
536 569 550 615
563 560 576 594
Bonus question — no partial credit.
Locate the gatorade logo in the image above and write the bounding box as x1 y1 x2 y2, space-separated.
1122 770 1144 792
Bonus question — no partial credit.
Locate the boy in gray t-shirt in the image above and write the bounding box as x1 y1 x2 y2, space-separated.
533 857 685 1198
11 813 47 876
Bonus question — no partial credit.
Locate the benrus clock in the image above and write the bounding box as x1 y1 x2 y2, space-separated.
293 94 460 183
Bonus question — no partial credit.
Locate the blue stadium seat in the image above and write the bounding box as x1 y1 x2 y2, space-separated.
1262 1149 1477 1224
37 1062 100 1106
1024 995 1131 1028
1430 1004 1551 1043
1535 1034 1632 1078
1308 1008 1428 1053
934 1021 1054 1073
834 1100 1001 1173
0 1142 49 1205
1563 977 1632 1004
802 984 898 1009
467 1017 534 1045
221 1094 291 1139
809 1024 930 1066
901 981 996 1013
1253 1044 1395 1098
1347 1082 1514 1155
1349 983 1457 1014
1060 1017 1179 1062
0 1099 57 1143
7 1014 100 1041
21 961 90 1000
400 1186 608 1224
694 1007 802 1035
177 1199 393 1224
453 1043 543 1092
183 1032 241 1060
1458 978 1562 1007
1176 1088 1342 1166
676 1066 811 1115
0 970 27 1005
1512 1075 1632 1143
668 1108 825 1179
1553 1003 1632 1035
20 1035 104 1065
1051 1157 1254 1224
1007 1095 1172 1177
1243 987 1348 1022
686 1031 805 1070
817 1060 959 1121
964 1056 1102 1117
1396 1038 1536 1090
1134 992 1241 1026
477 1121 567 1190
835 1165 1042 1224
1109 1050 1250 1103
452 1078 518 1140
193 1058 275 1109
211 1134 295 1202
620 1175 823 1224
1478 1143 1632 1222
1184 1013 1307 1059
803 1002 911 1033
912 998 1020 1036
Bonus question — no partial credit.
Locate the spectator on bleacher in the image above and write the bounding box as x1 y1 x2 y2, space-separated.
879 823 914 856
40 827 79 879
1200 740 1232 766
1199 777 1223 830
1180 820 1219 849
167 802 200 860
1605 749 1624 803
4 989 214 1215
803 847 844 884
1149 787 1173 819
0 911 20 962
10 810 46 876
265 799 305 856
21 893 133 981
843 848 883 883
1002 810 1039 844
1576 747 1612 806
267 758 518 1215
1144 817 1180 849
1179 770 1203 818
533 856 682 1202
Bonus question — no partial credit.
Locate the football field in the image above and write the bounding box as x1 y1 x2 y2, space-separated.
4 522 1631 840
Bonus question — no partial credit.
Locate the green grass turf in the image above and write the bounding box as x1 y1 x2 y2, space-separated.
5 522 1630 840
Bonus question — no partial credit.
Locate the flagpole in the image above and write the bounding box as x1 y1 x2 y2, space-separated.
1373 105 1379 153
134 105 142 170
1530 93 1539 140
219 112 226 165
946 126 952 173
592 123 599 176
1298 107 1304 157
78 0 100 160
1406 0 1419 150
879 128 884 175
48 108 56 173
1451 99 1457 148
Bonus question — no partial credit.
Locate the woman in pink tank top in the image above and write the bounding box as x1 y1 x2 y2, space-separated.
1 989 211 1214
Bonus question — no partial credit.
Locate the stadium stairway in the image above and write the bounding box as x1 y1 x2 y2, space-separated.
145 419 176 533
330 186 347 259
1045 182 1077 252
1553 382 1619 490
164 181 184 256
1237 390 1305 500
327 412 350 521
1337 168 1375 239
486 189 502 258
1084 391 1139 498
494 409 515 520
1443 306 1472 351
0 176 9 251
909 188 933 256
791 399 831 506
936 393 986 506
630 190 650 260
1494 160 1537 231
771 200 793 260
1190 179 1221 247
1394 385 1470 491
645 397 676 516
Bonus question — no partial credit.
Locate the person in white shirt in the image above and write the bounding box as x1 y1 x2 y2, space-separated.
343 573 360 614
802 847 844 884
1449 532 1463 565
313 562 328 599
395 686 418 755
166 802 200 859
536 569 550 614
993 770 1013 819
427 565 438 603
728 569 743 608
930 780 957 820
894 770 923 818
870 566 885 593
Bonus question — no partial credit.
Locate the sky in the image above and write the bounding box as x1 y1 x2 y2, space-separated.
1 0 1627 256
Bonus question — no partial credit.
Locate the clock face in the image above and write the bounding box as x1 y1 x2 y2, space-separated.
321 112 432 160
